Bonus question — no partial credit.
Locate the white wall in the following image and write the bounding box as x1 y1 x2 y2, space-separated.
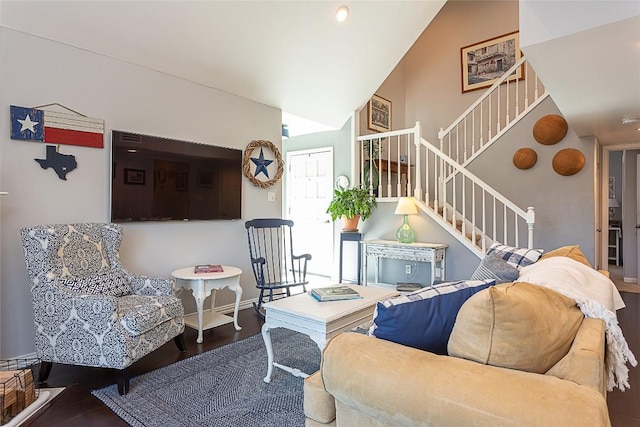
519 0 639 48
0 29 282 358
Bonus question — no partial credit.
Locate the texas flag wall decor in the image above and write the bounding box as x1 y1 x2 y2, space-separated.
10 105 104 148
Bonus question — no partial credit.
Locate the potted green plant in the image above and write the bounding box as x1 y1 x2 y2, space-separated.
326 185 377 231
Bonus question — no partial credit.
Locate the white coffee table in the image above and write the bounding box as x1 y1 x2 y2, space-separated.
172 266 243 343
261 284 398 382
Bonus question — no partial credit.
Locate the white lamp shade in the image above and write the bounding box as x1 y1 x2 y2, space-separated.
395 197 418 215
608 199 620 208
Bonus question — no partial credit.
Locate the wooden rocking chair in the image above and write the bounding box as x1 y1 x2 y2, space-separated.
245 218 312 318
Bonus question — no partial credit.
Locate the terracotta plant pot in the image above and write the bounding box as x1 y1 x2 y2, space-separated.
342 215 361 232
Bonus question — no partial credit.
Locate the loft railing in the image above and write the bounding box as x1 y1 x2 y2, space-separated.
357 123 535 256
438 57 548 169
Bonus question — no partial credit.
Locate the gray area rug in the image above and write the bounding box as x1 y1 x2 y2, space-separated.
92 329 320 427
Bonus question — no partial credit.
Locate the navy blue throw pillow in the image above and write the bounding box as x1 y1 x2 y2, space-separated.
369 279 495 355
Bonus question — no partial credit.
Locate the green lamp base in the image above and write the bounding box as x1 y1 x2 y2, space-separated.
396 214 416 243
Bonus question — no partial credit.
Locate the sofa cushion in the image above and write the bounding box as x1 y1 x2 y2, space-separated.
539 244 592 268
60 269 132 297
470 251 519 284
448 282 584 373
486 242 543 269
118 295 184 336
304 371 336 424
369 279 495 355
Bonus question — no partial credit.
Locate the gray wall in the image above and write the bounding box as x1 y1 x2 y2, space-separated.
0 29 281 358
467 98 596 262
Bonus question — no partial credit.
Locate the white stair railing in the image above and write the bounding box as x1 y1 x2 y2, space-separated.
438 57 548 170
357 124 535 256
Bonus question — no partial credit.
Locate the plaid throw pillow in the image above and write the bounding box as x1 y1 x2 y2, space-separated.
470 251 520 284
486 242 543 270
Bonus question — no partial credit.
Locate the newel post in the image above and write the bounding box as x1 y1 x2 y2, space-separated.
526 206 535 249
413 121 422 201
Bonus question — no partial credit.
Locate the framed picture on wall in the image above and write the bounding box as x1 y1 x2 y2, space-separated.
368 94 391 132
461 31 523 93
609 177 615 199
124 168 145 185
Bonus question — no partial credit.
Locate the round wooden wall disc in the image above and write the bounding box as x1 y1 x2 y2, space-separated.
533 114 568 145
513 148 537 170
552 148 585 176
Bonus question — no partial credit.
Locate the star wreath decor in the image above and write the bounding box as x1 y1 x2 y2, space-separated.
242 139 284 188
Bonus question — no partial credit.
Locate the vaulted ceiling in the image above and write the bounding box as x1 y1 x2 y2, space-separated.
2 1 638 145
0 1 445 131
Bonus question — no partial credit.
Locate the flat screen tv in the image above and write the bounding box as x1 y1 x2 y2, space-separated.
111 130 242 222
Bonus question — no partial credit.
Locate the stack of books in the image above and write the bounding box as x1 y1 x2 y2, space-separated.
194 264 224 273
310 285 362 302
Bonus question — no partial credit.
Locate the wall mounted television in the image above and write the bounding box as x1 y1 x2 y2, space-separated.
111 130 242 222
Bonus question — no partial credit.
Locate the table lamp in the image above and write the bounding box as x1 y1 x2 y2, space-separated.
395 197 418 243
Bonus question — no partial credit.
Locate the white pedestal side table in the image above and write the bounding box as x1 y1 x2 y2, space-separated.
261 285 398 383
171 266 243 343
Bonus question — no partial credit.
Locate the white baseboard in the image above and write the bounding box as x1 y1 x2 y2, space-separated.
6 352 37 361
623 277 638 284
184 297 257 317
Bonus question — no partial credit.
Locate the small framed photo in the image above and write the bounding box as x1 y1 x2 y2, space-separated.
368 94 391 132
461 31 523 93
124 168 145 185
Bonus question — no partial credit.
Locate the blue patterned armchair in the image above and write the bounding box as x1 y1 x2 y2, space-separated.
20 223 185 395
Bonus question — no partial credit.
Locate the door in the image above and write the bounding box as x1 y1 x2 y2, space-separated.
636 154 640 283
286 148 334 277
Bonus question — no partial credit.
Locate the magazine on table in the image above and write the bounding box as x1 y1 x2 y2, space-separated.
194 264 224 273
310 285 362 302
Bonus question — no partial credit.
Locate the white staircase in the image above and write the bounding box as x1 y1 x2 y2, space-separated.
438 57 548 169
357 57 545 257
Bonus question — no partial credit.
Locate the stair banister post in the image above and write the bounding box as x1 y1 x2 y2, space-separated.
526 206 535 249
413 121 422 201
437 127 445 210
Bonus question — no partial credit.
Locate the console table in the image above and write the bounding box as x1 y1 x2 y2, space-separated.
171 265 243 343
362 240 447 286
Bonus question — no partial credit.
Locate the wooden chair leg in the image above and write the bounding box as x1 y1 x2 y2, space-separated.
39 361 53 383
174 333 186 352
117 368 130 396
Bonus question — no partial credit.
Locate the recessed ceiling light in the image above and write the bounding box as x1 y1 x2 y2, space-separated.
336 6 349 23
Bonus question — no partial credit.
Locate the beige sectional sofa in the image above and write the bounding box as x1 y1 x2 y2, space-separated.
304 251 616 426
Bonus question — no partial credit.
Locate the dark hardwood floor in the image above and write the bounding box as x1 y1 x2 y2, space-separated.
23 296 640 427
24 309 264 427
608 291 640 427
